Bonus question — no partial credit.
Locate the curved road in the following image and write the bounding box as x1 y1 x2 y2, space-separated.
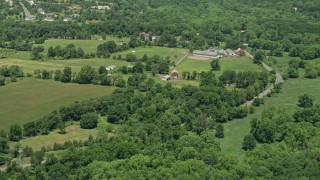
243 51 283 106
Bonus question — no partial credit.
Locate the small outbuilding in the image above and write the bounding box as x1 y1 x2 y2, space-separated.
171 70 179 79
162 75 171 81
236 48 245 55
226 49 236 56
106 65 116 71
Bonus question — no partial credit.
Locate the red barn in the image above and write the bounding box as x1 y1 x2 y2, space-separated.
236 48 245 55
171 70 179 79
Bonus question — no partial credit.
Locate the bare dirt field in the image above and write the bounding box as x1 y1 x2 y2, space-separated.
187 55 211 60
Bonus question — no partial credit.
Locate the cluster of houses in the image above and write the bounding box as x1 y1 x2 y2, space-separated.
193 47 245 58
91 5 111 10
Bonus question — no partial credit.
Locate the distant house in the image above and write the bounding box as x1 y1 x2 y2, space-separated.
63 17 73 22
43 16 54 22
171 70 179 79
25 15 36 21
132 51 136 55
5 0 13 6
162 75 171 81
91 6 110 10
28 0 35 6
37 8 45 15
106 65 116 71
140 32 150 40
72 14 80 18
225 49 236 56
236 48 245 55
152 35 160 41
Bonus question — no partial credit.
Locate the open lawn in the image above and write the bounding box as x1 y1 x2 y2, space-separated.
113 46 188 64
265 53 320 72
177 56 264 77
0 78 116 130
38 36 129 54
11 125 99 151
0 58 131 73
10 117 118 151
0 48 31 60
219 77 320 154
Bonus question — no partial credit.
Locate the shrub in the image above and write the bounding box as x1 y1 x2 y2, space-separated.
80 113 99 129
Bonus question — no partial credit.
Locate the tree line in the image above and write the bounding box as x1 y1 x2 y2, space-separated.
0 65 24 86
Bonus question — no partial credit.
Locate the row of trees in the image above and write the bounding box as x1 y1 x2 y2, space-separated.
0 65 24 86
285 59 320 79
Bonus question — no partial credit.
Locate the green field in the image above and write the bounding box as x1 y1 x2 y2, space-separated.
0 48 31 60
177 56 264 77
10 116 118 151
0 78 116 130
12 125 99 151
266 53 320 72
219 77 320 153
0 58 131 73
113 46 188 64
38 37 130 54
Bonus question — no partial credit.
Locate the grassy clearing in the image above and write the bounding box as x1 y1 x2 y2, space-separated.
177 56 264 77
11 117 118 151
266 53 320 71
38 36 129 54
219 77 320 154
0 48 31 60
11 125 98 151
0 58 131 73
0 78 116 130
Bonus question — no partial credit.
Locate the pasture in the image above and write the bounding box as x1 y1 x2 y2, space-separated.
38 36 129 54
177 56 264 77
0 58 131 73
0 48 31 60
219 77 320 153
11 125 99 151
0 78 116 130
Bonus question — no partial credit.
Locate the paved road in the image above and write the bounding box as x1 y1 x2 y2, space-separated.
243 51 283 106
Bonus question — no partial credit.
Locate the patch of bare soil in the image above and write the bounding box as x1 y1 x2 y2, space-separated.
187 55 211 60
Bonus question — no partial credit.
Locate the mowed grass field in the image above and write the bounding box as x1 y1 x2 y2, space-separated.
12 116 118 151
0 58 131 73
0 48 31 60
0 78 116 130
177 56 264 77
219 77 320 154
12 125 99 151
37 36 129 54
